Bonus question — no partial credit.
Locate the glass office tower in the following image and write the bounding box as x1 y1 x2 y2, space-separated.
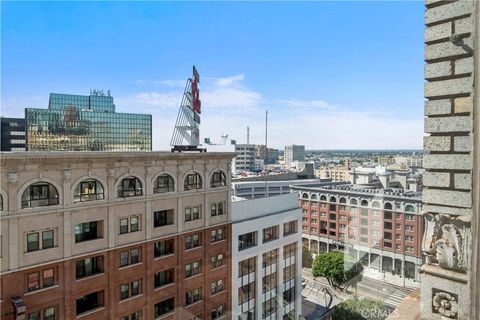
25 93 152 151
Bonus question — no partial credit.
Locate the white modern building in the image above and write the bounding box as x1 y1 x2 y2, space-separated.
284 145 305 167
234 144 256 172
231 193 302 320
232 179 324 199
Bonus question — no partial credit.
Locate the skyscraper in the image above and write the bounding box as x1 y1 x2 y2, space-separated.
25 92 152 151
284 145 305 167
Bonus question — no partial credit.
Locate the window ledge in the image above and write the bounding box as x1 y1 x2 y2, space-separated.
185 246 202 252
210 290 225 298
119 262 142 270
119 293 143 304
211 264 226 271
76 273 104 282
24 246 59 255
24 284 59 296
154 283 175 291
211 239 226 245
155 311 175 320
154 253 175 261
75 237 104 245
185 273 202 280
76 306 105 319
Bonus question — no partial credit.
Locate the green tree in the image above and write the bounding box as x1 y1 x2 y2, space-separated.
302 245 313 268
333 297 386 320
311 252 362 290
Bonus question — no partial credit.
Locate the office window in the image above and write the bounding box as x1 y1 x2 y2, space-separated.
154 297 175 318
154 269 175 288
119 279 141 300
263 249 278 268
211 253 224 269
120 311 141 320
27 230 55 252
120 248 141 267
76 256 103 279
405 225 414 232
406 214 415 221
283 264 296 282
21 182 59 208
185 261 201 278
239 231 257 250
239 282 255 304
117 177 142 198
153 209 174 227
211 228 225 243
211 279 224 294
185 206 201 222
153 174 174 193
263 298 277 318
27 306 56 320
211 304 225 320
27 269 55 292
185 233 202 250
154 239 175 258
185 287 202 305
263 272 277 293
211 201 225 216
76 291 104 315
184 172 202 191
75 221 102 243
284 243 297 259
73 179 104 202
210 170 226 188
263 225 279 243
120 216 140 234
239 257 256 277
406 235 414 242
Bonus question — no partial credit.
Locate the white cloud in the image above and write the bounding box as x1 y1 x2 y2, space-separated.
278 98 339 111
212 74 245 87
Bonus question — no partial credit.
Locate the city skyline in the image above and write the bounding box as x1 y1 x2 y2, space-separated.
2 2 424 150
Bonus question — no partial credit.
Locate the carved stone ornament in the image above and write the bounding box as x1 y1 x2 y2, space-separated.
422 213 470 272
432 290 458 318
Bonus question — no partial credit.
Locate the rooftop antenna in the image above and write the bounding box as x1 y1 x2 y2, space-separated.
247 126 250 144
221 133 229 145
265 110 268 196
170 65 206 152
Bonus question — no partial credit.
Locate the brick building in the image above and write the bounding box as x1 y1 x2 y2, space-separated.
291 175 423 285
0 151 235 320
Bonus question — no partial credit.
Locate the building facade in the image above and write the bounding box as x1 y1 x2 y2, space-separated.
231 194 302 320
25 92 152 151
0 151 234 320
291 182 423 286
232 179 323 200
0 117 26 151
234 144 256 172
284 146 305 167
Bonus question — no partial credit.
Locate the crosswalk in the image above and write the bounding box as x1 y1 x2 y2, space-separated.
383 286 414 308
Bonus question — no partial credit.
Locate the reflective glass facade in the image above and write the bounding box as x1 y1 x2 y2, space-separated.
26 93 152 151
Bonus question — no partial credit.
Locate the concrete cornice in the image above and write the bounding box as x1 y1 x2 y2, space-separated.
0 151 236 164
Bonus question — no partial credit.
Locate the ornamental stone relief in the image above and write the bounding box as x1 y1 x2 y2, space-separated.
422 213 470 272
432 289 458 319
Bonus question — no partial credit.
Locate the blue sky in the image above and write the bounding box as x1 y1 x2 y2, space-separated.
1 1 424 150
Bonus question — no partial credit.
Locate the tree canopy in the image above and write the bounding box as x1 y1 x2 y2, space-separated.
311 251 363 289
333 297 386 320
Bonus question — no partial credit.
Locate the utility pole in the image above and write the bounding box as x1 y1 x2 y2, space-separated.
264 110 268 196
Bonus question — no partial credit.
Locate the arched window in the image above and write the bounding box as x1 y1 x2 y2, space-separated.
74 179 104 203
117 177 142 198
210 171 226 188
184 172 202 191
372 201 381 208
384 202 393 210
21 182 59 208
0 194 3 211
302 193 309 199
339 197 347 204
320 195 327 201
329 196 337 203
311 194 318 200
361 200 368 207
405 205 415 213
350 198 358 205
154 174 175 193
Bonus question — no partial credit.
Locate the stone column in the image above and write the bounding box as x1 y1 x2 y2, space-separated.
421 1 477 319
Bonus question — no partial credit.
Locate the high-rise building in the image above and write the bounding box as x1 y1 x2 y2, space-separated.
0 117 26 151
231 193 302 320
25 92 152 151
1 151 235 319
284 145 305 167
234 144 256 172
291 169 423 286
